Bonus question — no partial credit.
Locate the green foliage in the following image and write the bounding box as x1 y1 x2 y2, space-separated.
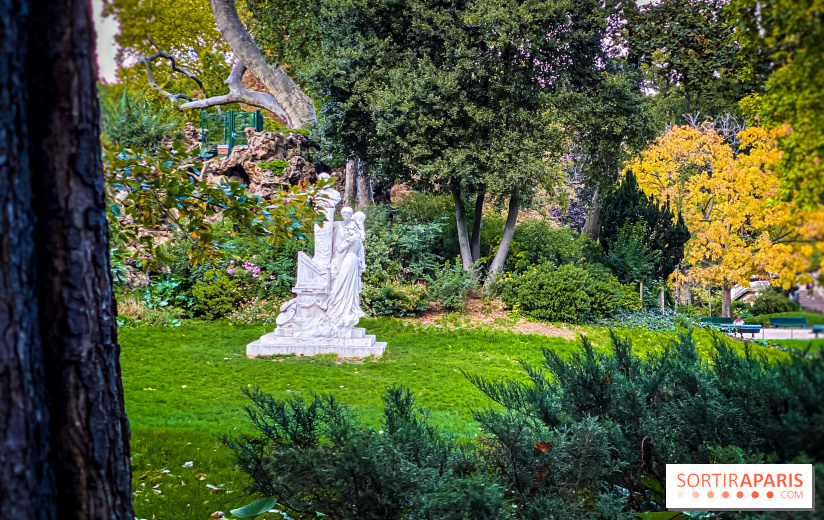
257 159 290 176
505 222 587 274
141 307 185 328
501 264 594 323
105 141 328 270
600 171 690 281
220 329 824 518
750 289 801 316
100 88 183 153
393 193 455 224
604 222 660 285
362 285 430 317
468 330 824 516
729 0 824 207
426 261 477 311
228 387 503 520
622 0 761 126
191 276 245 320
121 319 787 518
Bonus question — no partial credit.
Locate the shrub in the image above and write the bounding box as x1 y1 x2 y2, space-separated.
228 387 503 520
393 192 454 223
191 276 245 319
362 284 430 317
604 221 659 285
141 307 184 327
228 297 281 325
501 263 626 323
229 331 824 518
505 221 585 274
426 261 476 310
751 289 801 315
501 263 593 323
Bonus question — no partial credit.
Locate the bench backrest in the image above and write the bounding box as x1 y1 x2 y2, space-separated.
699 317 733 325
769 317 809 327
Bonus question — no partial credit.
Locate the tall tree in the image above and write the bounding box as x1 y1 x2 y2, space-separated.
622 0 762 128
627 123 824 317
307 0 619 289
729 0 824 208
1 0 133 518
600 171 690 282
105 0 316 128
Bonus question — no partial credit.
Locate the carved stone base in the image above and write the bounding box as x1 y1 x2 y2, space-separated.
246 327 387 358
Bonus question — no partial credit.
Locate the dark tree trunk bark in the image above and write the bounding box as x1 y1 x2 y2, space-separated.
451 184 473 271
483 195 519 293
722 282 733 318
470 191 485 262
582 188 600 241
0 0 134 518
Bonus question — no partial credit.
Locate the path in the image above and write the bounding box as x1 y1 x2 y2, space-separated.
799 288 824 315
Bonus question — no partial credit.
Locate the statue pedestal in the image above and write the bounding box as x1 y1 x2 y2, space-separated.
246 327 387 358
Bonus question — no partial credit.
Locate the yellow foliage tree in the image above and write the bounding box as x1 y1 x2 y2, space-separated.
625 123 824 316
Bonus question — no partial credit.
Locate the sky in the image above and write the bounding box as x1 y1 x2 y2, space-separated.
93 0 120 83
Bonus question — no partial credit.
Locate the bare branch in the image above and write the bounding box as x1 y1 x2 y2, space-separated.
180 61 290 122
209 0 316 128
146 36 207 95
140 54 191 104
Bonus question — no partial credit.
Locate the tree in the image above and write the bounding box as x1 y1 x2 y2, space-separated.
729 0 824 208
600 170 690 282
105 0 316 128
627 123 824 317
307 0 619 289
621 0 763 128
1 0 133 517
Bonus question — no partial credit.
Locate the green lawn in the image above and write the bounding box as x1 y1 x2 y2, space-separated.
122 319 783 520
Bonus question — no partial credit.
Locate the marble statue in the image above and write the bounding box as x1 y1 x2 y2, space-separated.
246 176 386 358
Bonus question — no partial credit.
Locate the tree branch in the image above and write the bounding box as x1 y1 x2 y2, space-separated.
179 61 290 122
209 0 316 128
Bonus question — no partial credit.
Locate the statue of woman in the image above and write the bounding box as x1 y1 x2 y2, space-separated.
326 215 366 329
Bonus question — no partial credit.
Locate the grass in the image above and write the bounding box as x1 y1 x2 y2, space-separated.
768 338 824 352
745 311 824 326
122 318 784 519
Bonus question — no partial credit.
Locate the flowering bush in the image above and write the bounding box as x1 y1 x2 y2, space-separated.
227 297 282 325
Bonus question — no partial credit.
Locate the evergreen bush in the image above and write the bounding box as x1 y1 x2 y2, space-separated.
751 289 801 316
500 263 593 323
229 331 824 518
191 276 245 319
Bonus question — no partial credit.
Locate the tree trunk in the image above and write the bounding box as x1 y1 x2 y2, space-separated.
208 0 316 128
344 157 357 208
483 195 519 293
582 188 600 241
356 160 371 209
722 282 732 318
470 191 485 262
451 185 474 271
0 0 134 518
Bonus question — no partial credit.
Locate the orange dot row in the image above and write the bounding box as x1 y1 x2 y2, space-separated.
678 491 775 499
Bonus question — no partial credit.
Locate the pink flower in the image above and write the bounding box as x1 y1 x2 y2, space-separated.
269 275 275 280
227 268 234 275
230 259 236 265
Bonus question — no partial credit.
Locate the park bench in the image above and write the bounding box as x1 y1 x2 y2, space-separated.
769 317 809 340
813 325 824 338
720 324 763 339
